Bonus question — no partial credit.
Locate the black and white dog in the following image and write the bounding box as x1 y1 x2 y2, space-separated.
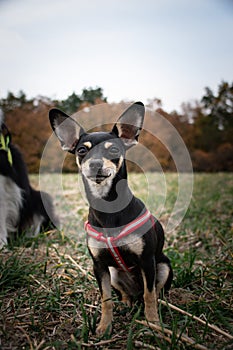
49 102 173 334
0 112 58 248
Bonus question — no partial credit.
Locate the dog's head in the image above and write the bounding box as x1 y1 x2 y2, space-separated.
49 102 145 196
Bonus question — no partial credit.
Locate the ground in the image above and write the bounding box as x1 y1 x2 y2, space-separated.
0 173 232 349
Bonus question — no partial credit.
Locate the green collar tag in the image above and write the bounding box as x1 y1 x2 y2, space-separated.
0 133 13 166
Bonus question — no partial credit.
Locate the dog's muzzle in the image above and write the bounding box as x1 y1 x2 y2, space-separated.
87 159 112 184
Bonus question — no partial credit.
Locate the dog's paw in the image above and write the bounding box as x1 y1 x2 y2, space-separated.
145 308 159 323
146 317 160 324
96 321 112 336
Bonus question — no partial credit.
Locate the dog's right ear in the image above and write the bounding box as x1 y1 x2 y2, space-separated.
49 108 84 153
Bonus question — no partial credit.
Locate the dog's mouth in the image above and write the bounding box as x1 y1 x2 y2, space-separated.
87 174 111 184
87 171 112 184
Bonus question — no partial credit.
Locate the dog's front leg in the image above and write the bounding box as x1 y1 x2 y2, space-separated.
141 258 159 323
93 263 113 335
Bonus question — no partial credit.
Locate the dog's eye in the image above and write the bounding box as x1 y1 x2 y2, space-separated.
77 146 88 156
109 146 120 156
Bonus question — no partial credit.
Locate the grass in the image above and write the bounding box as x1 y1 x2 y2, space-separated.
0 173 233 349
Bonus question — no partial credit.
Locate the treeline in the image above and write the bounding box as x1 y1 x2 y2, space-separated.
1 82 233 172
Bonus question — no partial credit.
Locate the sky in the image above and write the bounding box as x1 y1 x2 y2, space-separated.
0 0 233 112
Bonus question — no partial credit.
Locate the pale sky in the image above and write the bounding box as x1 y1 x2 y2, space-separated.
0 0 233 112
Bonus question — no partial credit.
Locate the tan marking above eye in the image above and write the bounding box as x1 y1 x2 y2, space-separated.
104 142 113 149
83 141 92 149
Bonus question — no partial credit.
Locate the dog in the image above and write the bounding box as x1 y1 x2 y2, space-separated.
0 112 58 248
49 102 173 334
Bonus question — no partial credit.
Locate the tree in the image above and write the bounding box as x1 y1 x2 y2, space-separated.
56 92 82 115
201 81 233 144
55 87 107 115
2 82 232 173
81 87 107 105
0 90 28 113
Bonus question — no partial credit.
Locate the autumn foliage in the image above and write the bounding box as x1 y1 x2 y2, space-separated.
1 83 233 173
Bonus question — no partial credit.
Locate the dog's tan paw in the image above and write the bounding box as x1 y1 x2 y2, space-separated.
96 321 112 335
145 308 159 323
146 316 159 324
146 317 160 324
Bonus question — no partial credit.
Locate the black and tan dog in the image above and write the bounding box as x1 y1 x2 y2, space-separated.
49 102 173 334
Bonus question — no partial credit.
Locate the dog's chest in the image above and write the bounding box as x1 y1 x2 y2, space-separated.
88 233 144 259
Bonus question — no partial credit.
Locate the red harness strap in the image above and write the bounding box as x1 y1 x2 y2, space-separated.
85 209 153 272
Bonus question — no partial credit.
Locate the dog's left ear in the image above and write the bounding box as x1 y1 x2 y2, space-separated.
112 102 145 148
49 108 84 153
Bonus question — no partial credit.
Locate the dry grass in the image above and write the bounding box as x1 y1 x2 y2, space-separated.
0 173 232 349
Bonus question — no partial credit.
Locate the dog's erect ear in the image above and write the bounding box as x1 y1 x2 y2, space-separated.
49 108 84 153
112 102 145 148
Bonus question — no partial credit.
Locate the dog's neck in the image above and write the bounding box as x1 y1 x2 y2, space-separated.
83 162 144 228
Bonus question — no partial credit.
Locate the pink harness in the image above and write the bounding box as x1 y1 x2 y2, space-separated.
85 209 153 272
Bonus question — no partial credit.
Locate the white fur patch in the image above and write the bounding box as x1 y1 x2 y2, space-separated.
104 142 113 149
124 235 144 256
88 237 100 257
156 262 170 294
0 175 23 247
86 176 114 199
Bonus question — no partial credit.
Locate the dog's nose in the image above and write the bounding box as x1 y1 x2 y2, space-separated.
89 159 103 170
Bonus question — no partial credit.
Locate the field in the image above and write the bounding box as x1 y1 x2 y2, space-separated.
0 173 232 349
